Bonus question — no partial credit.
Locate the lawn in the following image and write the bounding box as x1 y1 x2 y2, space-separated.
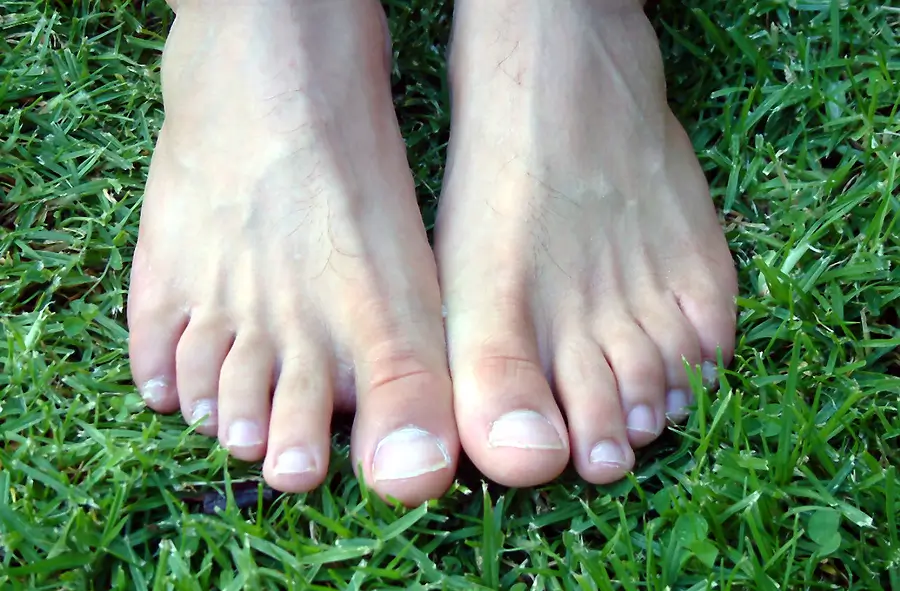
1 0 899 589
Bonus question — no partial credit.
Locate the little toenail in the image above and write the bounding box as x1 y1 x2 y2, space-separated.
666 389 692 419
626 405 660 435
488 410 566 450
226 420 263 448
372 426 451 482
589 440 628 467
274 448 316 476
701 361 718 388
140 378 168 405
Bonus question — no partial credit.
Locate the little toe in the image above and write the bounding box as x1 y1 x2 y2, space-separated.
127 286 187 414
215 331 275 462
553 332 635 484
263 342 332 492
675 275 738 367
674 283 738 414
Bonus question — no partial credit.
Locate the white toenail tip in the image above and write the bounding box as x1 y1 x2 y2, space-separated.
226 420 264 448
140 378 168 405
701 361 718 386
274 448 316 476
666 389 691 421
190 399 217 426
372 426 451 482
488 410 566 450
626 405 660 435
589 440 628 467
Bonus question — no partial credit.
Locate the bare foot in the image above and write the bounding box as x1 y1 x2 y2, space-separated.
128 0 458 505
436 0 737 487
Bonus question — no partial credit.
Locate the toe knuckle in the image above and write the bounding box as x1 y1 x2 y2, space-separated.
615 356 664 386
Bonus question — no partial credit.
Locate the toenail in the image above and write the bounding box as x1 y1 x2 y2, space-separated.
140 378 168 405
589 440 628 467
274 448 316 476
226 420 263 448
190 399 217 426
626 405 660 435
488 410 566 450
666 389 692 420
372 426 451 482
701 361 718 388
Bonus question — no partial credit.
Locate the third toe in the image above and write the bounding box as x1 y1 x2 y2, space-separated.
593 317 668 448
215 331 276 462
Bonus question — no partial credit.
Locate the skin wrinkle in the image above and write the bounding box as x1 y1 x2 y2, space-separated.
259 89 316 133
495 41 524 85
299 127 368 284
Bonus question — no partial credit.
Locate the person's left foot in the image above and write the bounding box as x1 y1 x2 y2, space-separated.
436 0 737 487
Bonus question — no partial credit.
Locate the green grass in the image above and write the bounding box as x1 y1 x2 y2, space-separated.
1 0 899 589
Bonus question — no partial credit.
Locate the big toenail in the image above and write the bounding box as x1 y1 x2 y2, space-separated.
274 448 316 475
226 420 263 448
372 426 450 482
666 389 692 420
140 378 168 405
701 361 718 388
488 410 565 450
589 440 627 467
190 398 217 426
626 405 659 435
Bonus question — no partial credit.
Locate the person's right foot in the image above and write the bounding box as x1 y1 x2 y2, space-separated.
128 0 459 506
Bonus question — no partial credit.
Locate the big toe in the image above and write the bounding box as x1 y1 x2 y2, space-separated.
352 356 459 506
445 296 570 487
